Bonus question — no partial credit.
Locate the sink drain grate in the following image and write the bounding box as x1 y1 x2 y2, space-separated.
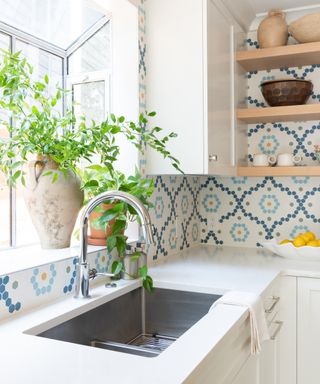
91 333 176 357
128 333 176 353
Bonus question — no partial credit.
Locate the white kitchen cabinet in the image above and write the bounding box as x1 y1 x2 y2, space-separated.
297 277 320 384
230 276 295 384
231 355 259 384
145 0 246 175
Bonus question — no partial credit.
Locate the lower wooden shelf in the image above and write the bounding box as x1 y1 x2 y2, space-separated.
237 104 320 123
237 166 320 177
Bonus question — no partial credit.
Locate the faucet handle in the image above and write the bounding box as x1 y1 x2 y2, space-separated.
89 268 98 280
89 268 116 280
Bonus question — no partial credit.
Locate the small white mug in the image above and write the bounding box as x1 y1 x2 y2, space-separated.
253 153 277 167
277 153 302 167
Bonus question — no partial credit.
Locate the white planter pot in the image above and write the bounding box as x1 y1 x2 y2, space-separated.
23 157 84 249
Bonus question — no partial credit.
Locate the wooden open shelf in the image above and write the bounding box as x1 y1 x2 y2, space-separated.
236 42 320 72
237 104 320 123
237 166 320 177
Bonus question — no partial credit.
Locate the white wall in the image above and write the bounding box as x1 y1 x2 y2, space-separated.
90 0 139 177
89 0 139 239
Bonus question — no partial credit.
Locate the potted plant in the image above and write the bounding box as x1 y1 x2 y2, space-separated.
0 50 181 250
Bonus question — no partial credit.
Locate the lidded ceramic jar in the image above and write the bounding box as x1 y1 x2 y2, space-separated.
257 10 288 48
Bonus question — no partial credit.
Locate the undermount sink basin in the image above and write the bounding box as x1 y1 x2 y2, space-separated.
38 288 221 358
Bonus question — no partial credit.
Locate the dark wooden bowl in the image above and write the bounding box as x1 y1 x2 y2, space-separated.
260 79 313 107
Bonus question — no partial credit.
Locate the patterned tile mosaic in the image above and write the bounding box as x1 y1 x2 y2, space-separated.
147 175 200 261
198 31 320 249
0 249 113 320
198 176 320 248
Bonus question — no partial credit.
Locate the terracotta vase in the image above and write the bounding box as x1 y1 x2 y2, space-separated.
257 10 288 48
23 156 84 249
289 13 320 43
88 203 116 246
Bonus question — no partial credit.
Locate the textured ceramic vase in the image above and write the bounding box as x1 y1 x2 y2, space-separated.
289 13 320 43
23 156 84 249
258 10 288 48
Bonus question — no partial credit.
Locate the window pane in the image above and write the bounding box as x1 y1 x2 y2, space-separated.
73 81 106 124
0 0 104 49
0 32 10 248
15 41 63 247
16 40 63 87
68 22 111 74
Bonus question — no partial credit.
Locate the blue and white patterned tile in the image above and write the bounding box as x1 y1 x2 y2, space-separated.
0 275 22 317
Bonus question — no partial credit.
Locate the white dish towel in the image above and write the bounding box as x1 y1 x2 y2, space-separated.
209 291 270 355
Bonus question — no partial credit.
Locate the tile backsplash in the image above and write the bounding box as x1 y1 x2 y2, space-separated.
149 31 320 258
0 249 112 320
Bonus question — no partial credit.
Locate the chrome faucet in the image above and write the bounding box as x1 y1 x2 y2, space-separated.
74 191 155 298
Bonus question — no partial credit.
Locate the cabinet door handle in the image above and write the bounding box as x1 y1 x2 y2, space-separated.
271 321 283 340
265 296 280 313
209 154 218 162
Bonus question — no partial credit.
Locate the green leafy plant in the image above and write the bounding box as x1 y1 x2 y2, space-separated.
80 165 155 291
0 49 182 291
0 49 182 186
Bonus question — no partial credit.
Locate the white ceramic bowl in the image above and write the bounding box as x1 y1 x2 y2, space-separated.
262 239 320 261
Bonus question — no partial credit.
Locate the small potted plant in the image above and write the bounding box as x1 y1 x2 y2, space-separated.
81 165 156 290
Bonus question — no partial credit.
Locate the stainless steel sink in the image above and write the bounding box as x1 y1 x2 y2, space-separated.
38 288 221 358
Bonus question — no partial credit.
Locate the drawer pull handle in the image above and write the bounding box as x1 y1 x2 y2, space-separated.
265 296 280 313
271 321 283 340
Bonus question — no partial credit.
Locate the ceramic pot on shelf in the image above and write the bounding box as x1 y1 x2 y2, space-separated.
289 13 320 43
257 10 288 48
23 156 84 249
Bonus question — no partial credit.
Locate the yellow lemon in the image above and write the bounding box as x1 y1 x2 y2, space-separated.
307 240 318 247
317 240 320 247
293 236 306 247
280 239 292 245
305 231 316 241
300 234 311 243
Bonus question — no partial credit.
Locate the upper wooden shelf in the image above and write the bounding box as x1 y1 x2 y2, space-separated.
236 42 320 72
237 166 320 177
237 104 320 123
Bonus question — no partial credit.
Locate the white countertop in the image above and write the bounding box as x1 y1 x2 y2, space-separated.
2 245 320 384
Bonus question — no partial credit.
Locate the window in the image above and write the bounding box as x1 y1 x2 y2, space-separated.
0 1 111 249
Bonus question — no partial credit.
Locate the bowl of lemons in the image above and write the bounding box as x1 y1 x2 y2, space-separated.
262 231 320 261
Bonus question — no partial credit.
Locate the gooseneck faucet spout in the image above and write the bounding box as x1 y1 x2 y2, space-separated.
75 191 155 299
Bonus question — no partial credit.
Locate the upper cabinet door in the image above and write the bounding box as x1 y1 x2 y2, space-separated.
145 0 241 175
145 0 205 175
206 0 235 174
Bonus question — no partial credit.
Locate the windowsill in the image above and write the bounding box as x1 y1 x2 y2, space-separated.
0 243 106 277
0 237 139 277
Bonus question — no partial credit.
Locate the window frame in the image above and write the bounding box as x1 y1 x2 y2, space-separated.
0 16 110 249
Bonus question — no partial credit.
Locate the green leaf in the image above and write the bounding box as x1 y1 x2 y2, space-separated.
44 74 49 84
143 275 154 292
52 173 59 183
107 235 117 252
131 251 141 262
31 105 39 115
111 260 123 275
138 265 148 279
83 179 99 188
12 170 21 181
